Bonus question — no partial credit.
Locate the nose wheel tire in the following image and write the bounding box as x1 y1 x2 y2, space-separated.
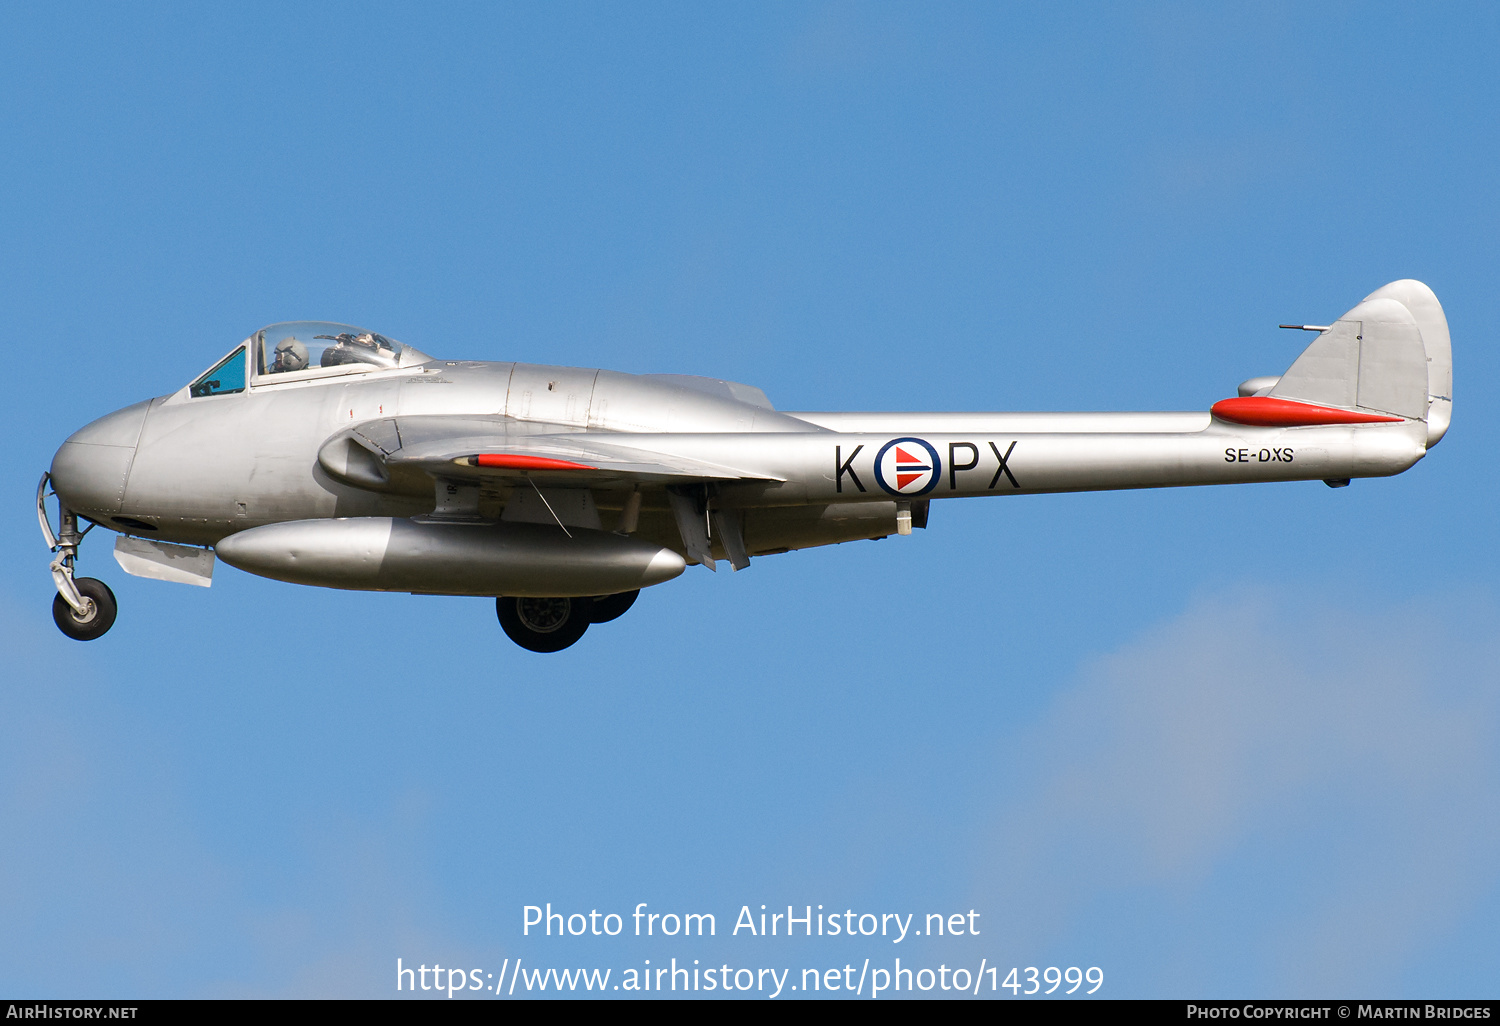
52 577 117 641
496 596 592 652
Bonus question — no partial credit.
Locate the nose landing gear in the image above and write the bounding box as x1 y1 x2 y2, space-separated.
38 473 117 641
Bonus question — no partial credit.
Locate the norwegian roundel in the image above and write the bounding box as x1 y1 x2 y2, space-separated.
873 437 941 496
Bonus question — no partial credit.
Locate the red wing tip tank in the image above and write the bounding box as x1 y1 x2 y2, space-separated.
40 282 1453 651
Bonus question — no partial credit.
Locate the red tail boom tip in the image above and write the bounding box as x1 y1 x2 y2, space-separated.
1210 396 1405 428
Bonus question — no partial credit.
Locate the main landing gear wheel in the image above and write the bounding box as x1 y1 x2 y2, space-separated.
497 596 592 653
588 590 639 624
52 577 117 641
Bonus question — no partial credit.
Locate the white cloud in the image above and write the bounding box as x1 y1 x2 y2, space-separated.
976 590 1500 996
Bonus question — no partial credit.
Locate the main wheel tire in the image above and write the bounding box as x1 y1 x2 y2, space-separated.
52 577 117 641
496 596 591 653
588 590 639 624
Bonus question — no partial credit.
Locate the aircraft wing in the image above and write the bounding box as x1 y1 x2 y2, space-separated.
320 415 782 490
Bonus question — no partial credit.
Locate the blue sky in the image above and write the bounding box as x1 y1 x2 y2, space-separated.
2 2 1498 999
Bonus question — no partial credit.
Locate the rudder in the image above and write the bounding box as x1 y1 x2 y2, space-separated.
1363 279 1452 447
1270 280 1450 446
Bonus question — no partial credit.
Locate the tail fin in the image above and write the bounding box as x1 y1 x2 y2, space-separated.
1364 280 1452 446
1270 279 1452 447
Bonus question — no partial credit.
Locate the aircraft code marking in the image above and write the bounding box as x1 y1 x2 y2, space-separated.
1224 447 1295 463
836 438 1021 495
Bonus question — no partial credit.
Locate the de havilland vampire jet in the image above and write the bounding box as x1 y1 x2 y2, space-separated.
39 279 1451 652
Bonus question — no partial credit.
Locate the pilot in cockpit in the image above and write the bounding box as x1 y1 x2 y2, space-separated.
271 337 310 373
317 331 397 369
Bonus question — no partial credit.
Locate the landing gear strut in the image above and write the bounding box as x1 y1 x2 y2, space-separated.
38 473 117 641
494 589 641 652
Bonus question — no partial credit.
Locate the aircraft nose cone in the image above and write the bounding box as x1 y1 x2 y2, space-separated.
50 399 151 516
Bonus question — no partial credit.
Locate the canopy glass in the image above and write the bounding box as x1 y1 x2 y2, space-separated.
255 321 407 376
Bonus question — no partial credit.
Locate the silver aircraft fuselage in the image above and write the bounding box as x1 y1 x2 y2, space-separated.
40 280 1452 648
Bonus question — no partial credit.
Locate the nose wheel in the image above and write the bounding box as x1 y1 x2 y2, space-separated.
52 578 117 641
38 473 117 641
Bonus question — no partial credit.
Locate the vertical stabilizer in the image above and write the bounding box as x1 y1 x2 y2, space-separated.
1269 280 1449 446
1362 279 1452 447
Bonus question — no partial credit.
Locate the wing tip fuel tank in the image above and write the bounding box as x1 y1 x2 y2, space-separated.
216 517 685 597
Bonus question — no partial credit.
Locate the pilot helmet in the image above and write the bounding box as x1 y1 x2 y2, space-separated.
273 337 309 372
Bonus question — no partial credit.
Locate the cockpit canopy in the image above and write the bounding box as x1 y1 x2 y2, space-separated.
256 321 410 376
186 321 432 398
